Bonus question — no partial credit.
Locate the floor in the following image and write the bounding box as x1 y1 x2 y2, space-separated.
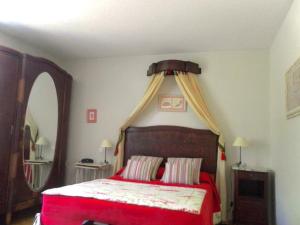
11 216 33 225
6 210 231 225
9 218 232 225
3 208 38 225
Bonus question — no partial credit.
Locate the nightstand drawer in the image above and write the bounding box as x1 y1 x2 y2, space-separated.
237 171 266 180
235 201 267 224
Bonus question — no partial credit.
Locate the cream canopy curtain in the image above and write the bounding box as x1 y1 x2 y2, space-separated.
113 71 227 222
175 72 227 222
113 72 165 172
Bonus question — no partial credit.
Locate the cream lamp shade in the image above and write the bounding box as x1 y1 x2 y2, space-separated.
36 137 49 146
232 137 248 147
101 139 112 148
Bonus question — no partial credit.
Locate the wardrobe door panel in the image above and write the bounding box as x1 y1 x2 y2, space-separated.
0 47 22 213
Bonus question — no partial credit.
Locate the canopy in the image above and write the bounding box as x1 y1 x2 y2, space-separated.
113 71 227 222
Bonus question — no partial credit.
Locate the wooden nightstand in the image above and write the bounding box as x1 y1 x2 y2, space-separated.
232 166 274 225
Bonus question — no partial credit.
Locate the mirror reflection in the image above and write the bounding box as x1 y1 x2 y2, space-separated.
23 72 58 191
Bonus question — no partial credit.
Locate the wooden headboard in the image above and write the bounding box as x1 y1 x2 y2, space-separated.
123 126 219 174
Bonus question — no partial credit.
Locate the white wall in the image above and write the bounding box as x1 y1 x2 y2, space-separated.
63 50 270 188
270 0 300 224
0 31 63 66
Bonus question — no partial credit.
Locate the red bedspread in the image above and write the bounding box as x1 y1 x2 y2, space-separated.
41 172 220 225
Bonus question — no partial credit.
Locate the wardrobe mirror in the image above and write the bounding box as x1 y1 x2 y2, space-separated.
23 72 58 191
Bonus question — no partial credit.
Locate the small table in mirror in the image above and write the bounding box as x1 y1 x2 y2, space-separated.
23 160 53 190
75 163 112 183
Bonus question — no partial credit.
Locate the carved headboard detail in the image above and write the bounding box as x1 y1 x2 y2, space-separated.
124 126 219 174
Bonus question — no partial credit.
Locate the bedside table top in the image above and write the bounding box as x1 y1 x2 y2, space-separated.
75 162 112 169
232 165 272 173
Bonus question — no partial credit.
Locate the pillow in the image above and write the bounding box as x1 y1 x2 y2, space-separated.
131 155 163 180
161 160 193 185
165 158 202 184
122 159 153 181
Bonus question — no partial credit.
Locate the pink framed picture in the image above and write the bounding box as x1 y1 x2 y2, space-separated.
158 95 187 112
87 109 97 123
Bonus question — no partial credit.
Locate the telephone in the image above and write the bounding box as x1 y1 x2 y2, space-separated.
80 158 94 163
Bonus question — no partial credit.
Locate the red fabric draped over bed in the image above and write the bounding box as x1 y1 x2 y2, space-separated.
41 172 220 225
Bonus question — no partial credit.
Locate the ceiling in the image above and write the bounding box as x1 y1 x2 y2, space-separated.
0 0 293 59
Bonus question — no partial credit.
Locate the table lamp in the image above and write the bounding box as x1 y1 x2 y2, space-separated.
36 136 49 160
233 137 248 167
101 139 112 164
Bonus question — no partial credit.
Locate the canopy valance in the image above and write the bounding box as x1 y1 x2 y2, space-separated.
147 60 201 76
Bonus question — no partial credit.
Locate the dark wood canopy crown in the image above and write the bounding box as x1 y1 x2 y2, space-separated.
147 60 201 76
123 126 219 174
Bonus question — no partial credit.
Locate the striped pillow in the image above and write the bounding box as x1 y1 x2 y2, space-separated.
123 159 152 181
131 156 163 180
162 160 193 185
166 158 203 184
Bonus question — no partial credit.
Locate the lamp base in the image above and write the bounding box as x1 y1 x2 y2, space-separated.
103 148 108 164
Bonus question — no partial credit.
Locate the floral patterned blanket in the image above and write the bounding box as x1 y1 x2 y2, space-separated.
43 179 206 214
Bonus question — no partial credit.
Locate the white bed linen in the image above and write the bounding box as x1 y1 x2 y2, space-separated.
43 179 206 214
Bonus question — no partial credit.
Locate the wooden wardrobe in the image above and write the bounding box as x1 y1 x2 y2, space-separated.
0 46 72 224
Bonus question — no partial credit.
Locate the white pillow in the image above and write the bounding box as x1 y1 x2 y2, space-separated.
122 159 153 181
164 158 202 184
130 155 163 180
161 161 194 185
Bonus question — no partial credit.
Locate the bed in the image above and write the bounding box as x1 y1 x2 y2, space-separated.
40 126 221 225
